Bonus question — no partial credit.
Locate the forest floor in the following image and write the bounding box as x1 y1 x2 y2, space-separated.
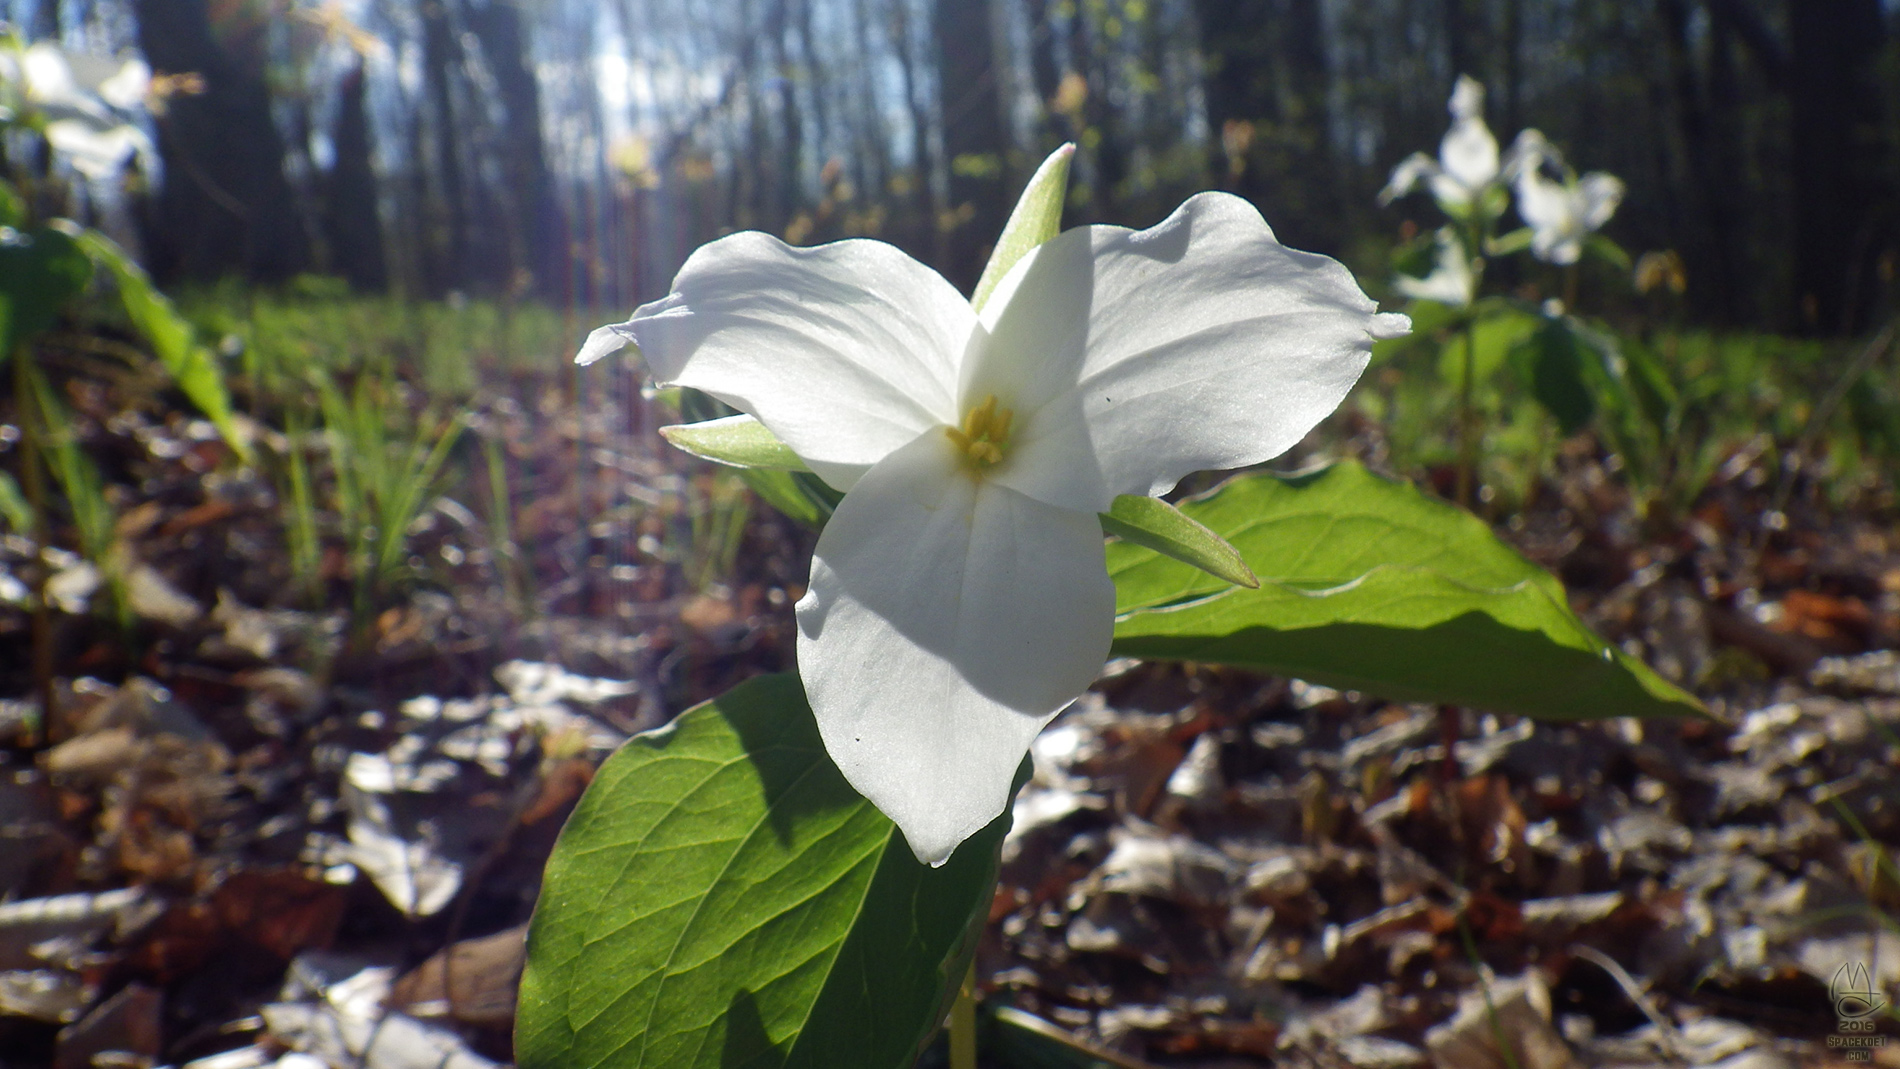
1 344 1898 1069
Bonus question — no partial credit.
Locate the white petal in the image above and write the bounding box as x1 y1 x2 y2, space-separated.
1502 128 1555 182
22 44 82 107
1438 116 1499 195
618 232 974 490
44 119 144 179
969 192 1404 513
796 431 1115 865
1448 75 1485 122
1514 168 1578 262
1513 169 1566 230
1378 153 1438 205
574 323 631 366
96 58 149 112
1578 172 1624 231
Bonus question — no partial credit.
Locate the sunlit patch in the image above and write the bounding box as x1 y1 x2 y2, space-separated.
944 394 1014 471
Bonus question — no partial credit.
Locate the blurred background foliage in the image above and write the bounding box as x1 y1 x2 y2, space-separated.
2 0 1894 334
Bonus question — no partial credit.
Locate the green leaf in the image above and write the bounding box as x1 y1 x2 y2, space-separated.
0 180 26 229
1389 229 1440 282
1510 316 1596 435
70 230 250 463
0 225 93 356
971 144 1074 313
1099 494 1256 589
660 414 812 471
0 470 32 535
1439 301 1543 384
1108 463 1704 721
1586 233 1632 272
517 674 1012 1069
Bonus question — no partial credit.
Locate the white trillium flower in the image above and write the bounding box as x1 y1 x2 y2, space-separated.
1396 228 1477 308
1511 139 1624 265
1 41 152 179
1379 75 1500 213
581 192 1409 865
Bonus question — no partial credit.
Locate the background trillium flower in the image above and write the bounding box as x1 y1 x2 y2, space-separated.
1379 74 1499 213
1512 148 1625 265
581 192 1408 865
1 42 153 179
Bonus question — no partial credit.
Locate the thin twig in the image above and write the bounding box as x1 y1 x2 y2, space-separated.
1571 945 1682 1060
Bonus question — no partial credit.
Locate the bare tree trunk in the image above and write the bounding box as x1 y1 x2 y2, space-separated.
322 61 388 292
1657 0 1744 324
1788 0 1887 332
934 0 1009 291
466 0 565 297
891 0 942 264
132 0 309 283
1194 0 1338 251
420 0 470 294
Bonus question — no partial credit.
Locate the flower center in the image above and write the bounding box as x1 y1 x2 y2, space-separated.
944 394 1013 470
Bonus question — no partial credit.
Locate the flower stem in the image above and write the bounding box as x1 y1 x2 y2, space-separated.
950 960 977 1069
1455 313 1478 509
13 350 58 746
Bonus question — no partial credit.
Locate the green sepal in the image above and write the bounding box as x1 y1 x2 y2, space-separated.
676 388 840 529
741 468 842 529
1487 227 1534 257
970 143 1074 313
660 414 812 471
1099 493 1257 589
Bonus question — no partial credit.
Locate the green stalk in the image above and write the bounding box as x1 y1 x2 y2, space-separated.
14 350 56 744
1454 223 1487 510
949 961 977 1069
1455 311 1479 509
283 407 324 609
482 429 529 616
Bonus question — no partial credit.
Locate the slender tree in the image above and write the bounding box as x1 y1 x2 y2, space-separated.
133 0 309 282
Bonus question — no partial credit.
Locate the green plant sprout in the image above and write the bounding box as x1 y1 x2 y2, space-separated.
314 369 464 623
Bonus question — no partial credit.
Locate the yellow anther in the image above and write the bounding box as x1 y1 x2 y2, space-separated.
944 394 1014 471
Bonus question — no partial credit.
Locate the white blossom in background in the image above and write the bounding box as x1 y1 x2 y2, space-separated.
1379 75 1500 215
1396 228 1477 307
1509 131 1625 265
581 194 1407 865
0 39 152 179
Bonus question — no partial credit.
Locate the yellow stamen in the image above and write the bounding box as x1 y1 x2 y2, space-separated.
944 394 1014 471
